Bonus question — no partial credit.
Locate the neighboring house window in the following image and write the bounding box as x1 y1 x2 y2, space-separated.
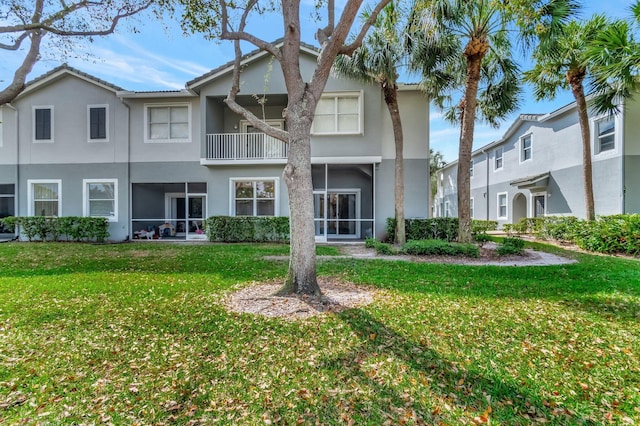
497 192 507 219
28 180 61 216
312 92 363 135
444 201 450 218
33 106 53 142
469 159 474 178
470 197 474 219
231 178 278 216
88 105 108 142
145 104 190 143
595 116 615 153
521 134 532 162
494 147 503 170
83 179 117 221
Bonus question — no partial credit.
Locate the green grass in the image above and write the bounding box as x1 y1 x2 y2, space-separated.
0 242 639 424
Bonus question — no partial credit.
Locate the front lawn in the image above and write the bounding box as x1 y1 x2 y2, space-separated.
0 242 638 424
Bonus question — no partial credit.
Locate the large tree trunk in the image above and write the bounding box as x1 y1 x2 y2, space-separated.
277 111 321 296
458 39 488 243
568 70 596 221
383 82 405 245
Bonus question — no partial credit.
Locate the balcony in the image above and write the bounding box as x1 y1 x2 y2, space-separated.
202 133 288 165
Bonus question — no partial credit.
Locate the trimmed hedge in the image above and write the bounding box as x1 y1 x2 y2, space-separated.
538 214 640 256
0 216 110 242
365 237 397 255
402 239 479 257
496 237 525 256
204 216 289 243
386 218 498 242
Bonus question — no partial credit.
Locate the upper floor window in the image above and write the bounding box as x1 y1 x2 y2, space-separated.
88 105 108 142
494 147 503 170
521 134 532 162
83 179 117 221
469 159 474 177
28 179 61 217
33 106 53 143
595 116 615 153
231 178 278 216
497 192 507 219
145 104 190 143
312 92 363 135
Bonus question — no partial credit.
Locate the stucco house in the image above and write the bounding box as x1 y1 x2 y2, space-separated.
434 97 640 225
0 43 430 241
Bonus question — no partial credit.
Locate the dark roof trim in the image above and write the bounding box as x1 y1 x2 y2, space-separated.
22 64 125 95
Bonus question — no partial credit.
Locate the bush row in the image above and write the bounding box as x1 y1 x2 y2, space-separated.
386 218 498 242
204 216 290 243
504 215 640 256
0 216 110 242
403 239 480 257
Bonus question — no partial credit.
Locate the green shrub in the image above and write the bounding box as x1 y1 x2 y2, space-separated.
204 216 289 243
365 238 397 255
1 216 109 242
386 217 459 242
402 239 479 257
473 233 491 246
496 237 525 256
471 220 498 234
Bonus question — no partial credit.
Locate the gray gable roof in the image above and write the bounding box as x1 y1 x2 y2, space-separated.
24 63 125 93
186 38 320 90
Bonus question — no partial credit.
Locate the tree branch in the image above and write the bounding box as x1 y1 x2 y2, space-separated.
0 30 43 105
340 0 392 55
0 32 29 50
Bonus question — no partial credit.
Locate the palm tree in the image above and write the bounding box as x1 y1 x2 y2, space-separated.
525 15 616 221
408 0 574 242
586 1 640 115
334 2 408 245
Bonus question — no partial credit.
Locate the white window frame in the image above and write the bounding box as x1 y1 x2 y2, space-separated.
494 147 504 171
469 159 474 178
83 179 118 222
520 133 532 163
144 103 192 143
470 197 475 219
530 192 547 218
33 105 54 143
87 104 109 143
229 177 280 217
593 115 617 156
497 192 508 220
444 200 450 218
28 179 61 217
311 91 363 135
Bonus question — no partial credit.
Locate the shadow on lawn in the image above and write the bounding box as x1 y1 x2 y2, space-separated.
308 308 556 424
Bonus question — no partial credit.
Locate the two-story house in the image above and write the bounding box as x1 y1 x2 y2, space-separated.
434 97 640 225
0 43 430 241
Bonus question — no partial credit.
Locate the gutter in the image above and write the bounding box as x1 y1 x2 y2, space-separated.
117 96 132 240
620 100 626 213
480 148 490 220
6 103 19 238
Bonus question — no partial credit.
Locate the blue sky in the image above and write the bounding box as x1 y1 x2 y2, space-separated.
1 0 634 162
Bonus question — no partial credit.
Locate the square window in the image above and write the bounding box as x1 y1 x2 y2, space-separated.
312 92 362 135
145 104 190 142
84 179 117 221
231 179 278 216
29 180 61 216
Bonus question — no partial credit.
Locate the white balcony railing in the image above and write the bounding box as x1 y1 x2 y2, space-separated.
205 133 288 161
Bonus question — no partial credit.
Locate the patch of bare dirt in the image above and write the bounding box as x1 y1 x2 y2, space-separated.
226 277 375 320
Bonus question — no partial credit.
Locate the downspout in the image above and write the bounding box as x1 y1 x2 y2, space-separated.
481 148 489 220
619 101 626 213
118 96 132 240
6 103 19 237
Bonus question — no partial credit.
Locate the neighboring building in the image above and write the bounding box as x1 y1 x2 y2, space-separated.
434 98 640 225
0 43 430 241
